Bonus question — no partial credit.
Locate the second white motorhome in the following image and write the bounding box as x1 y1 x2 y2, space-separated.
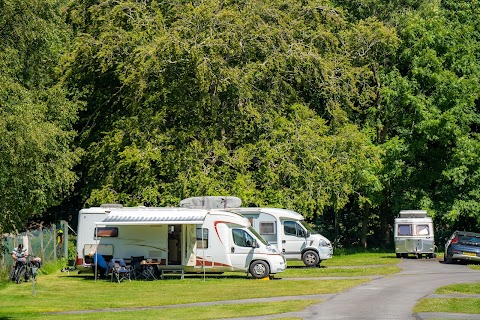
226 207 333 267
76 205 286 279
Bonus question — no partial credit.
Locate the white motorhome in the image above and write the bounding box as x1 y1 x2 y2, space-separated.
227 208 333 267
76 205 286 279
394 210 436 258
179 196 333 267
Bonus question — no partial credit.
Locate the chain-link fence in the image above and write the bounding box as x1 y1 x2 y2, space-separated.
1 221 71 272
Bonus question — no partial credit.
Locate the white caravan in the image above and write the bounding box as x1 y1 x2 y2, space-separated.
226 208 333 267
76 205 286 279
394 210 436 258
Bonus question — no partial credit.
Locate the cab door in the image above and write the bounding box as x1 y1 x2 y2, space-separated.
228 228 255 271
282 220 307 259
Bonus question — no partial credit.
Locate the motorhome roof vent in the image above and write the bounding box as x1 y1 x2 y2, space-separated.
179 196 242 209
100 203 124 208
399 210 427 218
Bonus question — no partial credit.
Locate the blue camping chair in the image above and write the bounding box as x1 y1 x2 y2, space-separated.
108 258 131 283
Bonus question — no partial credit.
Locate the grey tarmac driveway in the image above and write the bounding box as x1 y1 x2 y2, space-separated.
224 258 480 320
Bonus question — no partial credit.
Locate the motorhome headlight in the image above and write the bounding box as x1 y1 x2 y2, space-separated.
319 239 330 247
266 245 279 254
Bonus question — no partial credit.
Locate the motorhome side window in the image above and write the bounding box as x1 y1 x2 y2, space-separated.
232 228 254 247
196 228 208 248
416 224 430 236
260 222 276 235
95 227 118 238
284 221 307 237
397 224 412 236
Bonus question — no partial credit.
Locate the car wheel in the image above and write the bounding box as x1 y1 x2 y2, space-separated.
249 260 270 279
444 254 453 264
302 250 320 267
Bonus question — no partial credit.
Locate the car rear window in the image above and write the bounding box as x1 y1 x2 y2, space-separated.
458 235 480 245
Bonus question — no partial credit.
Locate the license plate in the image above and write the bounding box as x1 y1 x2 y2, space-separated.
463 252 477 257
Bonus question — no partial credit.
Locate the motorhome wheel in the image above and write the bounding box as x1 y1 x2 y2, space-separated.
249 261 270 279
302 250 320 267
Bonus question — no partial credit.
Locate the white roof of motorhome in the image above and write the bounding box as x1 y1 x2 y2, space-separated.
95 208 208 225
221 207 305 221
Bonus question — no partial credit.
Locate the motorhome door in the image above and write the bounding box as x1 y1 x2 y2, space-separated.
168 225 182 265
229 228 255 270
282 220 307 259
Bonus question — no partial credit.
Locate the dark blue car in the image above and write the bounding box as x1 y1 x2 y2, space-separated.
444 231 480 264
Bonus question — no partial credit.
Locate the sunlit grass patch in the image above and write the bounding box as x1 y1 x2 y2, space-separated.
2 300 321 320
282 265 400 277
413 298 480 314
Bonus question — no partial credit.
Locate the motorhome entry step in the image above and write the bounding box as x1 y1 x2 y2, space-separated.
160 269 184 280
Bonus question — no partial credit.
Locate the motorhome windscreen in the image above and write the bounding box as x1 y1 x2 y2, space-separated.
398 224 412 236
248 227 268 245
300 221 319 234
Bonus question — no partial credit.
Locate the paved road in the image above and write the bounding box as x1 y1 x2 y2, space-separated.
226 259 480 320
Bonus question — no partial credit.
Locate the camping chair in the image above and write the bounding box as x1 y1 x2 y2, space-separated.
131 256 145 280
109 258 131 283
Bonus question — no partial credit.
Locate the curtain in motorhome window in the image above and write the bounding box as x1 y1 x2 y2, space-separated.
196 228 208 248
232 229 254 247
398 224 412 236
416 225 429 235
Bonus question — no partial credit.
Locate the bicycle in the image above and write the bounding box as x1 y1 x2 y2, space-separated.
10 258 28 284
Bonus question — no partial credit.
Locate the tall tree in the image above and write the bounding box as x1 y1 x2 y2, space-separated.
0 0 81 234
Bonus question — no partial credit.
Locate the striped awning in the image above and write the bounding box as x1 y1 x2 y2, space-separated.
95 208 207 225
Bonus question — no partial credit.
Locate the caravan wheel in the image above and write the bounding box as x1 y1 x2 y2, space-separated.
249 261 270 279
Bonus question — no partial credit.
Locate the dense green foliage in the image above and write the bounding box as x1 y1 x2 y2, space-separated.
1 0 479 247
0 0 81 233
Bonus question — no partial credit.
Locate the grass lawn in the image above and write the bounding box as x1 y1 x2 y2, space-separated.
287 252 399 268
413 282 480 315
413 298 480 314
0 253 402 319
281 265 400 277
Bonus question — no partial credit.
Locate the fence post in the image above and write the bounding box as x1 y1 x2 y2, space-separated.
39 225 44 261
53 224 57 260
61 220 68 258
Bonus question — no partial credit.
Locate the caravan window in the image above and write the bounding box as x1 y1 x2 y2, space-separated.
284 221 307 237
416 225 430 236
196 228 208 248
397 224 412 236
232 229 255 247
95 227 118 238
260 222 276 235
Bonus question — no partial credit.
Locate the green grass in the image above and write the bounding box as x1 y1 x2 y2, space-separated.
414 281 480 315
282 265 401 277
287 252 399 267
0 271 368 318
6 300 320 320
413 298 480 314
0 252 403 319
436 283 480 294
